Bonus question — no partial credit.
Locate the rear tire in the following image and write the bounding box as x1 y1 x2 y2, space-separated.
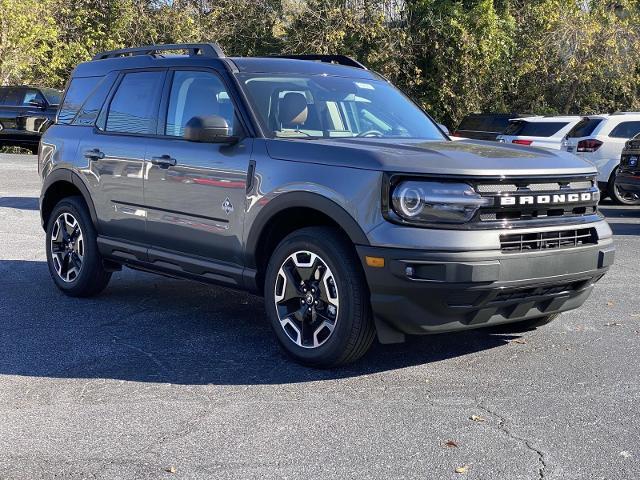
45 196 111 297
264 226 375 368
609 168 640 205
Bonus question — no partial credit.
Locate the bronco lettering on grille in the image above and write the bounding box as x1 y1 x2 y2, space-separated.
499 192 594 206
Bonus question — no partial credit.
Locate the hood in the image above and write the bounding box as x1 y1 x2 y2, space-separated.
265 138 597 177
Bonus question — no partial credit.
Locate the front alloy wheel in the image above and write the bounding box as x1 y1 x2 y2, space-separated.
274 250 340 349
50 212 84 282
265 226 376 368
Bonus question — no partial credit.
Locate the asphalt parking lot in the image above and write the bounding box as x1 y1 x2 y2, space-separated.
0 153 638 479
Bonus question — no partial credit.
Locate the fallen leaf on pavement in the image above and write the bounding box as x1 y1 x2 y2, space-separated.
620 451 632 458
607 301 614 306
444 440 458 448
605 322 622 327
511 338 527 344
455 465 469 474
165 466 176 474
470 415 485 422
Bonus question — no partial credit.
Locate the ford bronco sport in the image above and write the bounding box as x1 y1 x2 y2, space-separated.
39 43 614 367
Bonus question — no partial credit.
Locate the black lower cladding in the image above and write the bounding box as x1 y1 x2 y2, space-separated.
357 241 614 337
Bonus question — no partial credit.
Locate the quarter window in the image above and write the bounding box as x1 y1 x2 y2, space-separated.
58 77 103 125
165 70 235 137
106 71 164 135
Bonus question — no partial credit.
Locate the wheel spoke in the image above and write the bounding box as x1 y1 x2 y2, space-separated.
273 250 339 349
50 212 84 283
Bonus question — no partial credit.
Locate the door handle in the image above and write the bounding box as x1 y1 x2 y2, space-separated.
84 148 105 160
150 155 177 168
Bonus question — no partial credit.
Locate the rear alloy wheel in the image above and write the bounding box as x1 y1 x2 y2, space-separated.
265 227 375 367
610 169 640 205
46 196 111 297
50 212 85 283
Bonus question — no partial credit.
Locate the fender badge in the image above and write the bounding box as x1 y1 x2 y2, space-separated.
222 197 234 215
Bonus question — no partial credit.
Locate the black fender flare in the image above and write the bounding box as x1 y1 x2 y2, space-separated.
40 168 99 230
244 191 370 268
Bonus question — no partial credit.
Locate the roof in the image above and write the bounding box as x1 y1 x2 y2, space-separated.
510 115 581 122
73 53 380 81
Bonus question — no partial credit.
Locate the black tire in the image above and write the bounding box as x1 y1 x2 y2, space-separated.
492 313 559 333
609 168 640 205
45 196 111 297
264 226 375 368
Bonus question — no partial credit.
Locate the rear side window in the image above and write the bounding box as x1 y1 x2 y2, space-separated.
609 121 640 139
73 73 116 126
1 88 21 106
503 121 569 137
106 71 164 135
567 118 603 138
58 77 103 124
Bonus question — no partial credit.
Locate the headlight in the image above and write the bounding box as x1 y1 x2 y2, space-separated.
390 181 493 224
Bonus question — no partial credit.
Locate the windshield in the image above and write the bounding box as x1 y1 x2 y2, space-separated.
238 74 445 140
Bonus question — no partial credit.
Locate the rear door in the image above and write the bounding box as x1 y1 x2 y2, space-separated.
143 68 252 272
78 70 166 245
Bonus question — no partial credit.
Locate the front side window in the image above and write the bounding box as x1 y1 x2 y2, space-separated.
21 89 45 106
238 74 444 140
1 88 21 107
106 71 164 135
165 70 235 137
609 121 640 139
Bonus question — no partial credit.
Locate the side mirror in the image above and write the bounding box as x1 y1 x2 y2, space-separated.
437 123 450 135
184 115 238 144
28 99 46 109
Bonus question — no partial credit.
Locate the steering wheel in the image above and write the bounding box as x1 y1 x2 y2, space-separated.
356 130 384 138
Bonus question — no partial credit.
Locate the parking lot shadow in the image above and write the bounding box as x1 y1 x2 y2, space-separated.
599 205 640 236
0 196 39 211
0 260 518 385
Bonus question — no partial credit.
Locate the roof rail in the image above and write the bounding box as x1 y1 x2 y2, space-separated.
93 43 225 61
270 54 367 70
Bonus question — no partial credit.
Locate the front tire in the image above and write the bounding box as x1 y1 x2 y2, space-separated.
264 227 375 368
45 196 111 297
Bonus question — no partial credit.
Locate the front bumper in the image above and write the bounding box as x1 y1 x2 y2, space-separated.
357 239 614 342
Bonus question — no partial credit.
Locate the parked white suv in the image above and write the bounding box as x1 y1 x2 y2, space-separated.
561 113 640 204
497 116 581 150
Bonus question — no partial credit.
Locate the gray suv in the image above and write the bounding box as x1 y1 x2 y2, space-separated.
39 43 614 367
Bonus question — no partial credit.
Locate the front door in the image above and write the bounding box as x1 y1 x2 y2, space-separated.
143 69 251 269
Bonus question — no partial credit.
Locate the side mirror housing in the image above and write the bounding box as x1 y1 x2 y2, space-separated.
28 99 46 109
437 123 450 135
184 115 238 144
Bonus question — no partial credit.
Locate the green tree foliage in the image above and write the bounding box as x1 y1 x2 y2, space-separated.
0 0 638 126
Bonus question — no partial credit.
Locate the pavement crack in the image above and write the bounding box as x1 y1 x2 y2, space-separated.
477 402 548 479
112 334 174 382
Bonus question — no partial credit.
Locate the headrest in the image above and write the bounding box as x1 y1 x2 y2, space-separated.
278 92 308 127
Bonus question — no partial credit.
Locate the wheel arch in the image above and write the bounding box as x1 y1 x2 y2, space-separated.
41 169 98 231
245 192 370 291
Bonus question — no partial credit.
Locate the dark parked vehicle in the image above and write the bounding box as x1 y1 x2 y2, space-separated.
453 113 532 141
615 134 640 200
0 85 61 153
39 44 614 367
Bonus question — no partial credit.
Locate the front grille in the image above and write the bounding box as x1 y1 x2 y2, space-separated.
500 228 597 253
473 176 599 226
